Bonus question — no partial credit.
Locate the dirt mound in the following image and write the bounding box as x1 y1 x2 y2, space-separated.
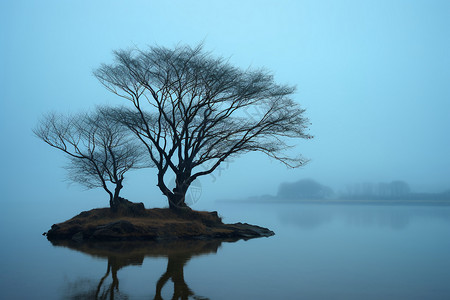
45 206 274 242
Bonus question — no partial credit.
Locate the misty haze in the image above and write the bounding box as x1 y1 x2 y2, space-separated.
2 1 450 299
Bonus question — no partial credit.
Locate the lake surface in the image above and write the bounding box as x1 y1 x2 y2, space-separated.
1 201 450 299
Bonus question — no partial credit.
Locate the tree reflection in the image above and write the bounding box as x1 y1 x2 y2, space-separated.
94 255 135 299
154 253 202 300
53 240 219 299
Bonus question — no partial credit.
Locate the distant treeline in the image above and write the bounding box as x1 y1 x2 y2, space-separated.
254 179 450 202
341 181 450 201
342 181 410 200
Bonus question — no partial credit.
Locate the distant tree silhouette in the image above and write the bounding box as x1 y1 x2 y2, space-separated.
343 180 411 200
389 180 411 197
277 179 333 200
34 107 148 210
94 44 312 209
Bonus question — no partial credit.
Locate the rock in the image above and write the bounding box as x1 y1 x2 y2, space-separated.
92 220 138 240
230 222 275 238
72 232 84 242
115 199 145 216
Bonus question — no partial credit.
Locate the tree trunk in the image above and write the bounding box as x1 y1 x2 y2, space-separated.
167 192 189 210
165 173 192 210
110 179 124 211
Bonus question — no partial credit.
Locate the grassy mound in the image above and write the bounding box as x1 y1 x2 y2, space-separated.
45 205 274 242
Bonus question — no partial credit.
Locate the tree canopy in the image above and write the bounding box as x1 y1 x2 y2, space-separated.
94 44 312 209
34 106 148 209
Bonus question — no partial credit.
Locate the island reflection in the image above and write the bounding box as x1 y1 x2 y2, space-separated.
52 239 222 299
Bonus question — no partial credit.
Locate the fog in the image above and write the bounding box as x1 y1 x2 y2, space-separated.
2 0 450 213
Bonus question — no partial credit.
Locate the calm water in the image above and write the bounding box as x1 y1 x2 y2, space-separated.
1 201 450 299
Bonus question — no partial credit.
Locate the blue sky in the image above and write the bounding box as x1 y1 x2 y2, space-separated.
1 0 449 210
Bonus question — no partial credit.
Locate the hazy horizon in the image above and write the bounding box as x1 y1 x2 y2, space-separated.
2 0 449 211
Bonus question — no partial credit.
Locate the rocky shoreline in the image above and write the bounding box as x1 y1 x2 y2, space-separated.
45 206 274 242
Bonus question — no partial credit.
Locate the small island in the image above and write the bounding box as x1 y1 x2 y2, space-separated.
45 199 274 242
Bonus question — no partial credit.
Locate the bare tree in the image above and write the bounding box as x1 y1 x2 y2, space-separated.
94 44 312 209
34 106 148 210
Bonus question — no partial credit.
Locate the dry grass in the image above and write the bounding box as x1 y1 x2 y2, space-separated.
65 207 222 226
47 207 227 241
